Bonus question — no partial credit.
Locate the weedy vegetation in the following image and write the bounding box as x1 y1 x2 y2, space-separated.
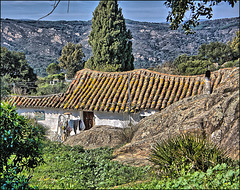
115 133 239 189
25 141 150 189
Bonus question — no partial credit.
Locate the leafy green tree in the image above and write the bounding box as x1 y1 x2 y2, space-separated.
46 62 60 75
173 38 239 75
85 0 134 72
0 47 37 95
58 42 85 79
198 42 234 65
173 54 190 67
178 59 215 75
173 54 216 75
164 0 237 34
0 102 45 189
0 75 12 98
228 31 240 60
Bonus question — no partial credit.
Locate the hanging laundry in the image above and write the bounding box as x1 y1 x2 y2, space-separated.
66 126 72 136
68 120 74 129
73 120 79 134
79 120 85 131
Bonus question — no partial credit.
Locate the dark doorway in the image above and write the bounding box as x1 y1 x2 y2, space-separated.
83 112 94 130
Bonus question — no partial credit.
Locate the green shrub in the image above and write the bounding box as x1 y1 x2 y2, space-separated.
223 58 240 68
0 102 45 189
149 133 230 177
1 168 34 190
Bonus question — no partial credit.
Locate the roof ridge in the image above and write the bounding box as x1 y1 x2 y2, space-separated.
7 93 62 99
77 67 237 77
77 68 205 78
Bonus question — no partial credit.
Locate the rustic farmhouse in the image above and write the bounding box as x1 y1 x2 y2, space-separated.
6 68 236 136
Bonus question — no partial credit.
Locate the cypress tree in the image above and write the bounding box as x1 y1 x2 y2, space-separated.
85 0 134 72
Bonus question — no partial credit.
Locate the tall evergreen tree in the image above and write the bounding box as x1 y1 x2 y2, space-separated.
85 0 134 72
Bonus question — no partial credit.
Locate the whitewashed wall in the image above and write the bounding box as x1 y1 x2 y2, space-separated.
16 108 157 136
94 111 141 128
17 108 81 136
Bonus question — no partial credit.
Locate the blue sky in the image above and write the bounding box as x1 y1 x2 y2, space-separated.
1 1 239 23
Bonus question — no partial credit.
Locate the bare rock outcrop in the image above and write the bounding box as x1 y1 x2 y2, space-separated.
64 125 128 149
113 67 239 166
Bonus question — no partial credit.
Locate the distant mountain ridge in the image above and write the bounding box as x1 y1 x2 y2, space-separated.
1 17 239 76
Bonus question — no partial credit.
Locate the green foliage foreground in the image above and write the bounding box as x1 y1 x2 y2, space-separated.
27 141 149 189
0 102 45 189
116 134 239 189
116 163 239 189
1 102 238 189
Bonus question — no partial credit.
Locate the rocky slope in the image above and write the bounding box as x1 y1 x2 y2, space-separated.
1 17 239 76
113 67 239 166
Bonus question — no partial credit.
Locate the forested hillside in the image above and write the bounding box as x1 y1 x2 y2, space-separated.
1 17 238 76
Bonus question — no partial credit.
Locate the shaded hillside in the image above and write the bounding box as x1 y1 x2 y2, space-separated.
1 17 239 76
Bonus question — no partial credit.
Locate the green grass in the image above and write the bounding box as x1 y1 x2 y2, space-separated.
26 140 150 189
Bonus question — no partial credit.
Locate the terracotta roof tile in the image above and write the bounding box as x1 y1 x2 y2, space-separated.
150 76 164 109
6 68 238 113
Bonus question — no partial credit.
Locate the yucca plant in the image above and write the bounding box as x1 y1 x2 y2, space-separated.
149 133 230 178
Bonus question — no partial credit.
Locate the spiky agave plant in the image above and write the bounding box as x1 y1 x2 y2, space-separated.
149 133 230 177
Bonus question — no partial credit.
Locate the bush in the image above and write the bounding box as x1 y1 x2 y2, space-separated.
0 102 45 189
149 133 231 177
223 58 240 68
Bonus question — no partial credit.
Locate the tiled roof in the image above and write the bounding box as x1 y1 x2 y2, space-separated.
7 67 238 113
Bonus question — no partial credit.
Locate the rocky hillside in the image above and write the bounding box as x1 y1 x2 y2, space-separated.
1 17 239 76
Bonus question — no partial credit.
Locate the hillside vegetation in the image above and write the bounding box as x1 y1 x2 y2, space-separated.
1 17 238 76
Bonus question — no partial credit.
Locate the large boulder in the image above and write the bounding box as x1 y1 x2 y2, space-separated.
113 67 239 166
64 125 129 149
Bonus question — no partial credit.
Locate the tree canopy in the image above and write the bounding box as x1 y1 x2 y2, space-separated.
197 42 234 65
173 33 239 75
228 30 240 59
46 62 61 75
0 47 37 95
164 0 237 34
58 42 85 79
84 0 134 72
